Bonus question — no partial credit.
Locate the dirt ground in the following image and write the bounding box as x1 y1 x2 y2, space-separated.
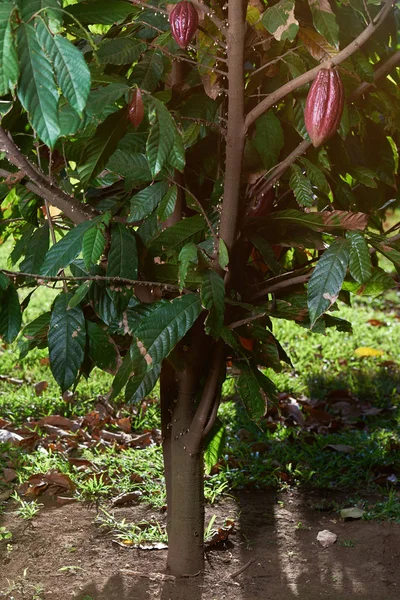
0 489 399 600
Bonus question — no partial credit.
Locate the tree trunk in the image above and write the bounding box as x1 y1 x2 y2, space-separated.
168 387 205 573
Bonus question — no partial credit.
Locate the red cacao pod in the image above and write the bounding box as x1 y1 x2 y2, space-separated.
169 1 198 49
128 88 144 128
304 68 344 148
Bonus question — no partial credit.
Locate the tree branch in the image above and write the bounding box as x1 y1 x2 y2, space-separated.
185 341 225 455
0 127 96 224
1 269 182 293
218 0 246 256
244 0 394 130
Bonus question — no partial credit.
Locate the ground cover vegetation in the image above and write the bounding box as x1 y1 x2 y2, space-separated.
0 0 399 578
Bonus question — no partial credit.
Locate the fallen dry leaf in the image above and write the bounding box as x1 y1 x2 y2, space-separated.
2 467 17 482
324 444 355 454
354 347 384 357
34 380 48 396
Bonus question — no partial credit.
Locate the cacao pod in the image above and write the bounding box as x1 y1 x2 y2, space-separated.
304 68 344 148
169 1 199 49
128 88 144 128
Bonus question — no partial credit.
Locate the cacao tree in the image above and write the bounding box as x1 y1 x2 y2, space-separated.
0 0 399 576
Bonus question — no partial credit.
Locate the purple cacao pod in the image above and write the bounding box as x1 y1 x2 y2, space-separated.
304 68 344 148
169 1 199 49
128 88 144 129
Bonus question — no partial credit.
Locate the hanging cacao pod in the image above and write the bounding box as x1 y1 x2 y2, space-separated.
169 1 199 49
304 68 344 148
128 88 144 128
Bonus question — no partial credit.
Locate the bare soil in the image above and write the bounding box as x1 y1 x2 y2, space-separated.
1 490 399 600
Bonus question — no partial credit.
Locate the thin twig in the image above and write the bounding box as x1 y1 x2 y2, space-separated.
230 558 255 578
1 269 182 292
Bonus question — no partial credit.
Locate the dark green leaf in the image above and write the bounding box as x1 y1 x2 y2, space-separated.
82 224 106 269
125 362 161 404
87 320 119 374
347 231 372 284
0 4 19 96
132 293 202 368
157 185 177 222
150 214 206 255
97 38 146 65
253 111 284 171
289 164 314 207
66 1 134 24
78 108 128 185
40 220 94 276
308 238 350 326
17 22 60 147
35 19 90 114
48 293 86 391
106 223 138 280
0 284 22 343
201 270 225 339
128 181 169 222
20 224 49 274
130 50 164 93
236 363 277 421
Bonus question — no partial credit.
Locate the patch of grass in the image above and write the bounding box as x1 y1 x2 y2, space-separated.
363 490 400 523
95 507 167 546
12 493 42 520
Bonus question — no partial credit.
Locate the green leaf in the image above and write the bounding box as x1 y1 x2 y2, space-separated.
249 234 281 276
307 238 350 326
201 270 225 339
18 0 61 22
130 50 163 93
85 83 130 117
253 111 284 171
128 181 169 222
133 293 202 368
299 157 331 196
40 220 94 276
87 320 118 374
178 243 198 290
0 4 19 96
0 284 22 343
342 267 395 296
204 420 226 475
48 293 86 391
269 209 369 232
82 224 106 270
35 20 90 114
218 239 229 270
0 272 9 291
111 350 137 398
146 98 176 177
125 362 161 404
17 22 60 147
106 223 138 280
347 231 372 284
150 214 206 255
289 164 314 207
309 0 339 48
68 281 92 309
168 129 185 172
261 0 299 41
22 311 50 340
65 1 134 24
97 38 146 65
236 363 277 421
157 185 177 222
352 51 375 84
348 166 377 188
107 150 152 187
20 224 49 274
77 108 128 185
